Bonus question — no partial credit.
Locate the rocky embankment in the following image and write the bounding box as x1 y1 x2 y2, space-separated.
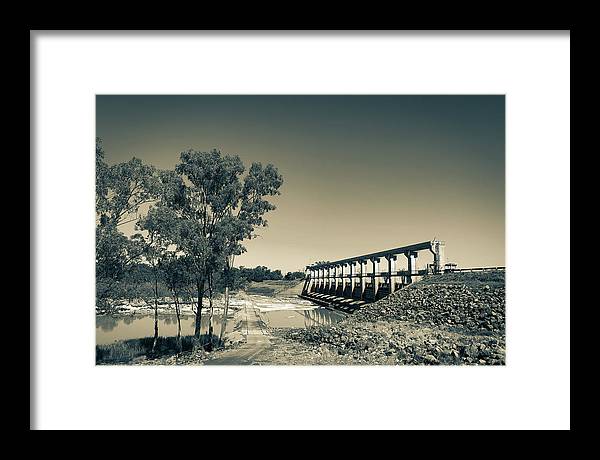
352 271 505 333
278 271 506 365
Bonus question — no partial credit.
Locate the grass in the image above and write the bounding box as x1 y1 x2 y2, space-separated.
96 334 223 364
419 270 505 288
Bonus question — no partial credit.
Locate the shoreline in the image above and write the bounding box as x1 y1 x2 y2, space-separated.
96 272 506 366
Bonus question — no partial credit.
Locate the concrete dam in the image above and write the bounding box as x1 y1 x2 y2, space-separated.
300 239 447 311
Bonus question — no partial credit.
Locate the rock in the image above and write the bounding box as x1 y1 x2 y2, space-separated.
424 354 439 364
277 271 506 366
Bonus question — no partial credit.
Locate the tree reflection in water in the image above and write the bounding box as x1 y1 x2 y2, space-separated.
123 316 135 325
97 314 139 331
96 307 343 344
302 308 343 328
96 313 233 345
96 315 119 332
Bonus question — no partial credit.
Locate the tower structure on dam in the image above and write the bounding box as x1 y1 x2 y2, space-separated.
301 239 446 308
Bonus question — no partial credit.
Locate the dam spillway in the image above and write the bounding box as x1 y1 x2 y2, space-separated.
300 239 446 311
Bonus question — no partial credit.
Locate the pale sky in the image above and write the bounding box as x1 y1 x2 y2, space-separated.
97 95 505 274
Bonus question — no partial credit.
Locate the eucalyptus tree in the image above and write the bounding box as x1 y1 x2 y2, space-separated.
168 149 283 342
160 254 194 352
96 138 111 212
95 138 161 304
132 205 179 354
96 144 160 229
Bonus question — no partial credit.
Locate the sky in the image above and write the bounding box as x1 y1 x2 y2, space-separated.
96 95 505 274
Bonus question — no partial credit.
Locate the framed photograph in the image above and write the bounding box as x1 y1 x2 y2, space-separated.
31 30 570 430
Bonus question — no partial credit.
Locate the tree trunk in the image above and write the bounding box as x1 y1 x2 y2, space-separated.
173 289 182 353
151 269 159 354
194 278 205 339
207 273 214 349
219 286 229 347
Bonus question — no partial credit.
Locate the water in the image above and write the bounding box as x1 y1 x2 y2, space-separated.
96 295 345 345
96 314 231 345
259 308 344 328
251 294 345 327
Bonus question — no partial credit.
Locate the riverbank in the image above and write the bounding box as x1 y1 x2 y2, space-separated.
96 280 327 364
96 273 505 365
95 287 318 365
95 296 241 317
96 279 306 316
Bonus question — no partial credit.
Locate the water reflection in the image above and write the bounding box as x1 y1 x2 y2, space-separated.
302 308 344 327
96 297 345 345
123 316 135 325
96 315 119 332
259 307 344 329
96 314 233 345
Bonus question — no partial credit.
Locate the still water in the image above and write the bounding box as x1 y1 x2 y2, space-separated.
96 314 232 345
96 297 345 345
258 308 344 329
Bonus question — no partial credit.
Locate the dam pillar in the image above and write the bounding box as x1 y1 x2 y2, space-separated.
339 263 346 296
359 259 368 300
430 240 446 274
318 267 324 292
332 264 338 295
347 263 352 294
301 269 309 295
330 265 335 294
386 255 398 293
348 262 356 297
405 251 418 284
370 257 380 300
306 269 313 293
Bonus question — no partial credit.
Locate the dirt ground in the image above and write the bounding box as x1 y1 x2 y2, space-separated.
119 273 505 366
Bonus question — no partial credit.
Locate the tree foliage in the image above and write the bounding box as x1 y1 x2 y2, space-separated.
284 271 305 281
96 138 159 228
169 149 283 338
96 142 284 347
96 138 161 304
